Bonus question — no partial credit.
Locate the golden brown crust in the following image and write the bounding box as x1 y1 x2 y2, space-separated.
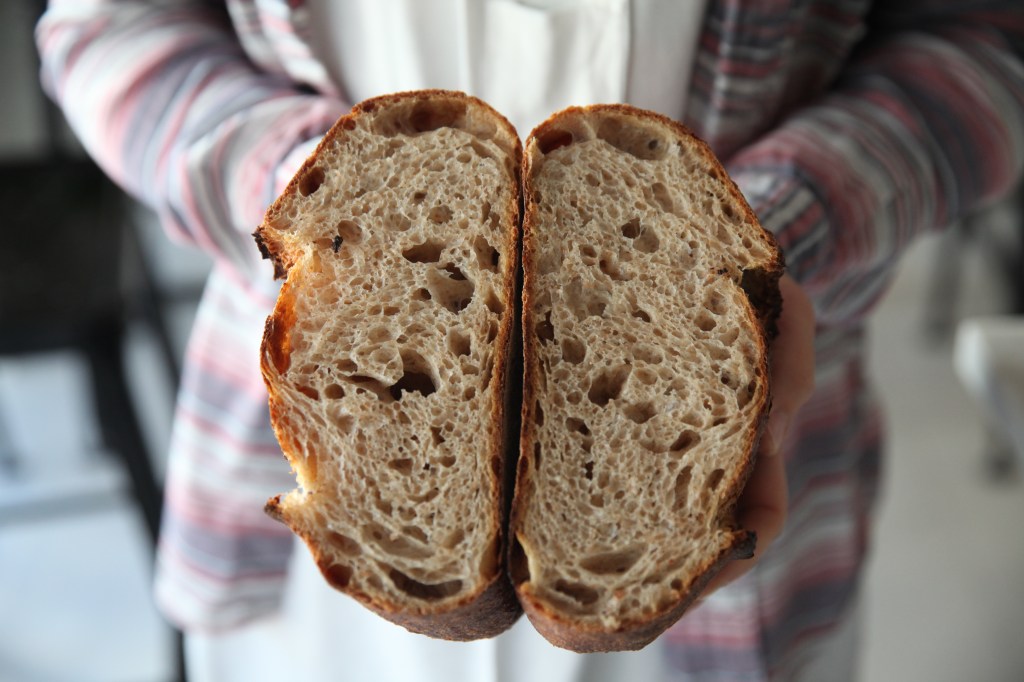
256 90 523 640
512 103 783 652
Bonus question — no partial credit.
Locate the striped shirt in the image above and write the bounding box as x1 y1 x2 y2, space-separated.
36 1 1024 678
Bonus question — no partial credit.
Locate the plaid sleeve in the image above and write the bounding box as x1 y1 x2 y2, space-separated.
35 0 346 280
727 3 1024 326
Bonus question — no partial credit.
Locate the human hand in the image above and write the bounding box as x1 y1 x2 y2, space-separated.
701 274 816 594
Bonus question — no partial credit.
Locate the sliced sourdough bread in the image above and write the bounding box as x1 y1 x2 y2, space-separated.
512 105 783 651
256 91 523 640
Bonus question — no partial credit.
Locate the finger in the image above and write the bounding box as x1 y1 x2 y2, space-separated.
701 443 788 593
762 275 815 456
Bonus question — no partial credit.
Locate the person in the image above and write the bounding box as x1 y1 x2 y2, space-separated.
36 1 1024 680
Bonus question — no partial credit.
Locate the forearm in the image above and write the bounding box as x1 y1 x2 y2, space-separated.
36 0 346 278
728 4 1024 326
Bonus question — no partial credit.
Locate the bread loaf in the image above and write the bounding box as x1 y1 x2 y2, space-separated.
511 105 783 651
256 91 523 640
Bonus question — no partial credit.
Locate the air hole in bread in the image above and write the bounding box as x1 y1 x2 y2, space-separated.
737 380 757 409
429 205 453 224
633 344 663 365
564 278 608 320
333 413 354 434
706 468 725 492
580 546 643 575
650 182 675 214
579 244 598 263
427 267 475 313
414 287 432 302
387 567 463 601
623 402 657 424
396 527 427 548
670 430 700 453
620 218 660 253
325 563 353 588
443 528 464 550
510 536 530 585
296 384 319 401
565 417 590 436
535 311 555 344
598 254 631 281
635 368 658 385
533 442 542 469
632 308 652 323
388 370 436 401
447 329 471 357
388 458 414 474
583 460 595 480
696 312 717 332
336 219 363 244
596 117 667 161
388 351 437 400
673 465 693 511
553 579 600 607
533 402 545 427
483 287 505 316
679 411 703 427
412 99 466 133
473 235 500 272
635 228 660 253
444 264 467 281
326 531 362 557
410 487 440 504
323 383 345 400
368 326 391 344
585 173 600 187
298 166 325 196
560 337 586 364
480 356 494 390
587 365 631 407
363 523 431 559
486 321 499 343
537 128 574 155
403 239 445 263
640 439 665 453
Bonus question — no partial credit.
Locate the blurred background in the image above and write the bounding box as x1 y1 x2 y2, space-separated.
1 2 1022 681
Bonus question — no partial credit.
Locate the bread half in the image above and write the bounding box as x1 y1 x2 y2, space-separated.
512 105 783 651
256 91 523 639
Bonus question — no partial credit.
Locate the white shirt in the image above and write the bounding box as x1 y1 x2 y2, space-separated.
306 0 707 136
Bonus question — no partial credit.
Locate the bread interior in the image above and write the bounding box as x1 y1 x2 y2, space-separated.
261 97 519 610
515 108 778 628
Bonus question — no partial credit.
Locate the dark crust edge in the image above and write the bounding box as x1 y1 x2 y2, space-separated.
258 90 524 640
511 103 784 652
